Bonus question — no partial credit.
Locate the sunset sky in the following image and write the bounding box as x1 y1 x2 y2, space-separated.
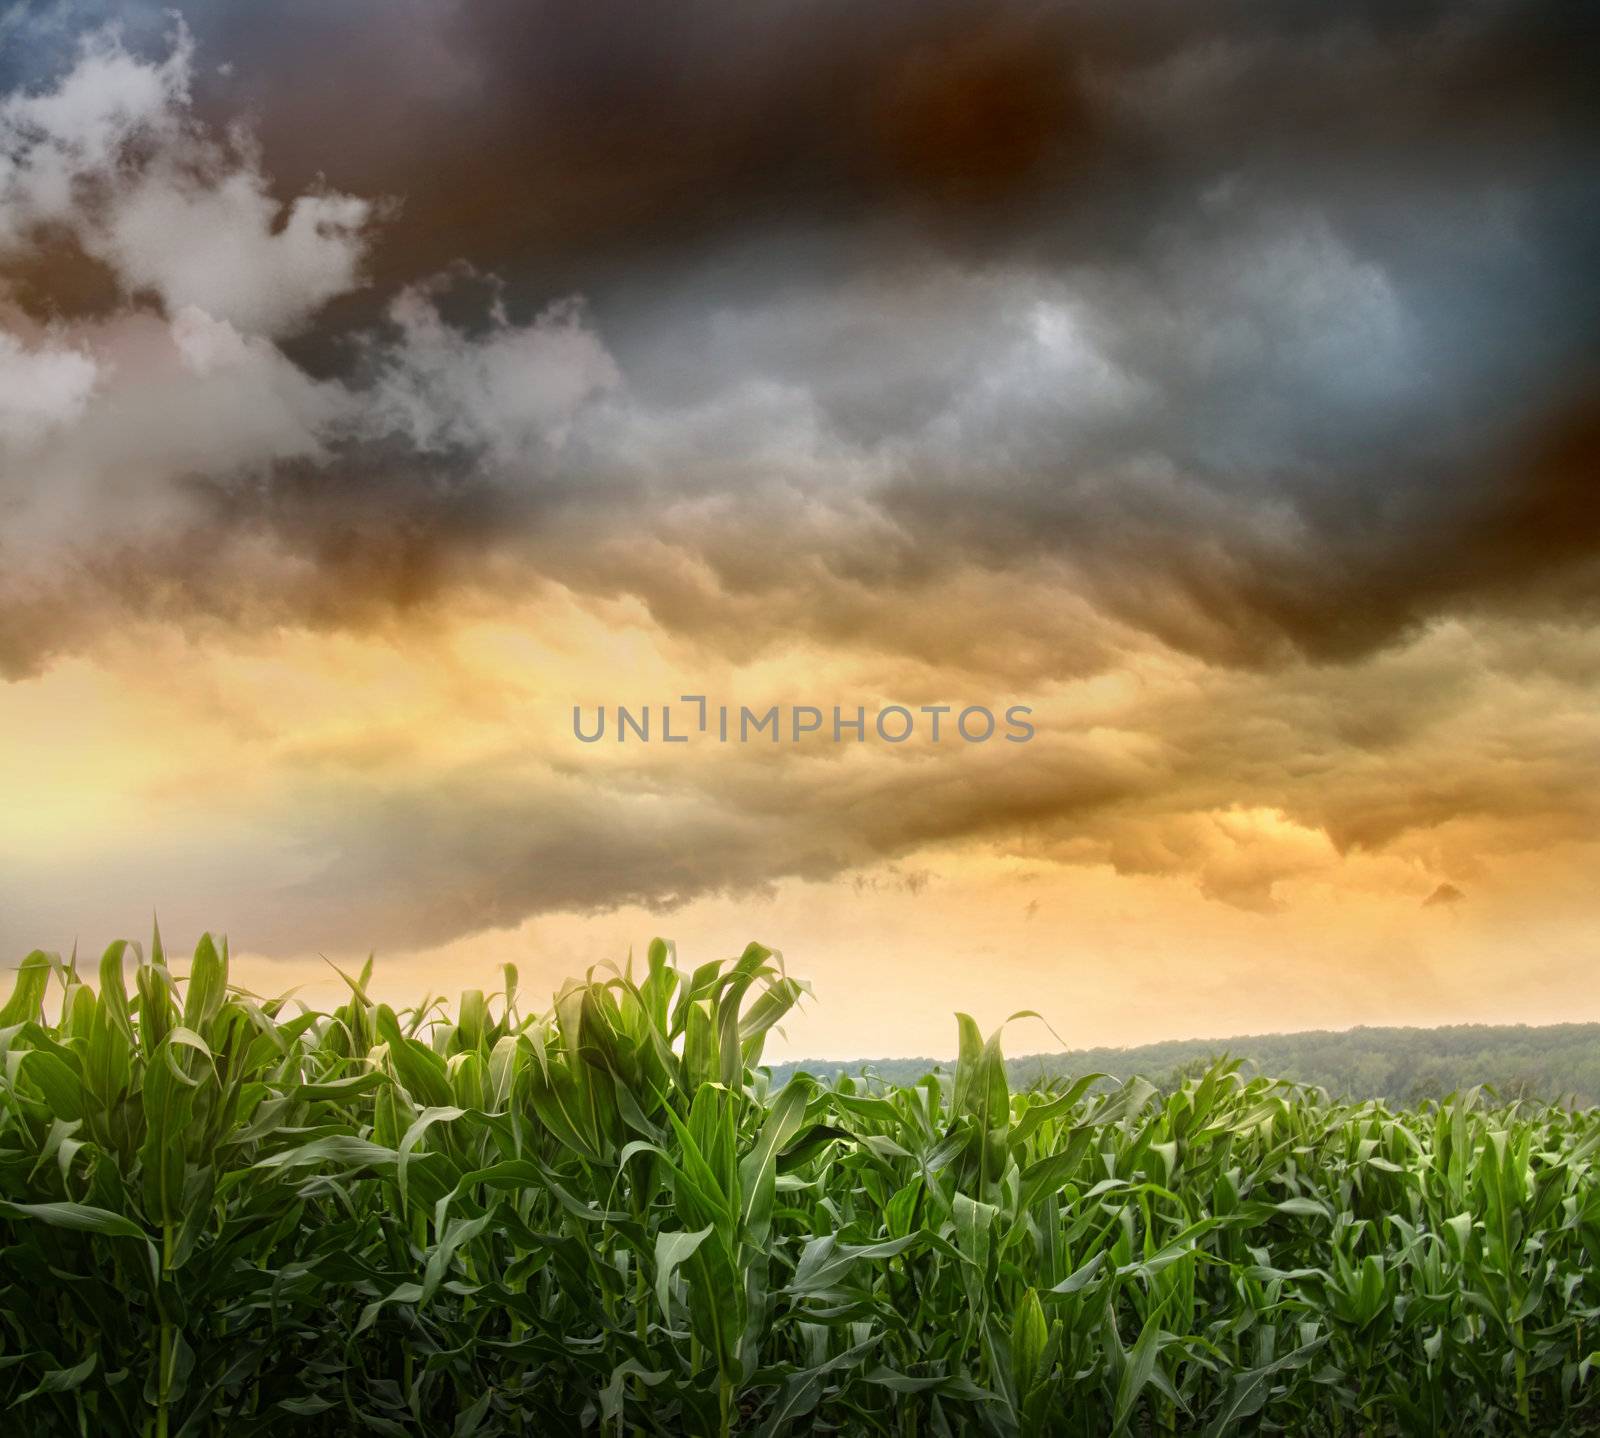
1 1 1597 1057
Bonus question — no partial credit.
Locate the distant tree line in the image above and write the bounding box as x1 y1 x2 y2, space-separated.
772 1023 1600 1107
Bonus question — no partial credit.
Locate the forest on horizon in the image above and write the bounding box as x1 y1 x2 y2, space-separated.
773 1022 1600 1107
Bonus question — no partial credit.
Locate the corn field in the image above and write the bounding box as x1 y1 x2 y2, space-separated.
1 933 1598 1436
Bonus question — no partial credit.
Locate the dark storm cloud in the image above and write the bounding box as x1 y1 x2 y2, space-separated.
236 734 1145 952
2 0 1598 682
14 1 1596 314
224 610 1600 950
192 0 1600 312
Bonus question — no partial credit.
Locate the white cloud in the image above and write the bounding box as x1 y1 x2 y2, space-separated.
99 167 374 336
369 287 621 462
0 23 373 335
0 24 190 239
0 27 623 564
0 307 344 551
0 329 100 446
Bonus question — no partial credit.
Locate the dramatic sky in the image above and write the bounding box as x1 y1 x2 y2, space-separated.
1 1 1597 1055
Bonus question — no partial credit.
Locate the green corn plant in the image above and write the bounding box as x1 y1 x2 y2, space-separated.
2 928 1599 1435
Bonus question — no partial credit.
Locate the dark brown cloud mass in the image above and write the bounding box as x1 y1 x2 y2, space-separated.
3 1 1600 681
2 1 1599 957
3 0 1597 682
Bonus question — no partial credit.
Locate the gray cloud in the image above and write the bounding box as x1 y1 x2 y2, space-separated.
3 3 1600 951
208 733 1137 951
110 611 1582 954
3 5 1597 683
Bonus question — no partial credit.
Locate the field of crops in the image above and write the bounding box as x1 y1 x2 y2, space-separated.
1 933 1597 1436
